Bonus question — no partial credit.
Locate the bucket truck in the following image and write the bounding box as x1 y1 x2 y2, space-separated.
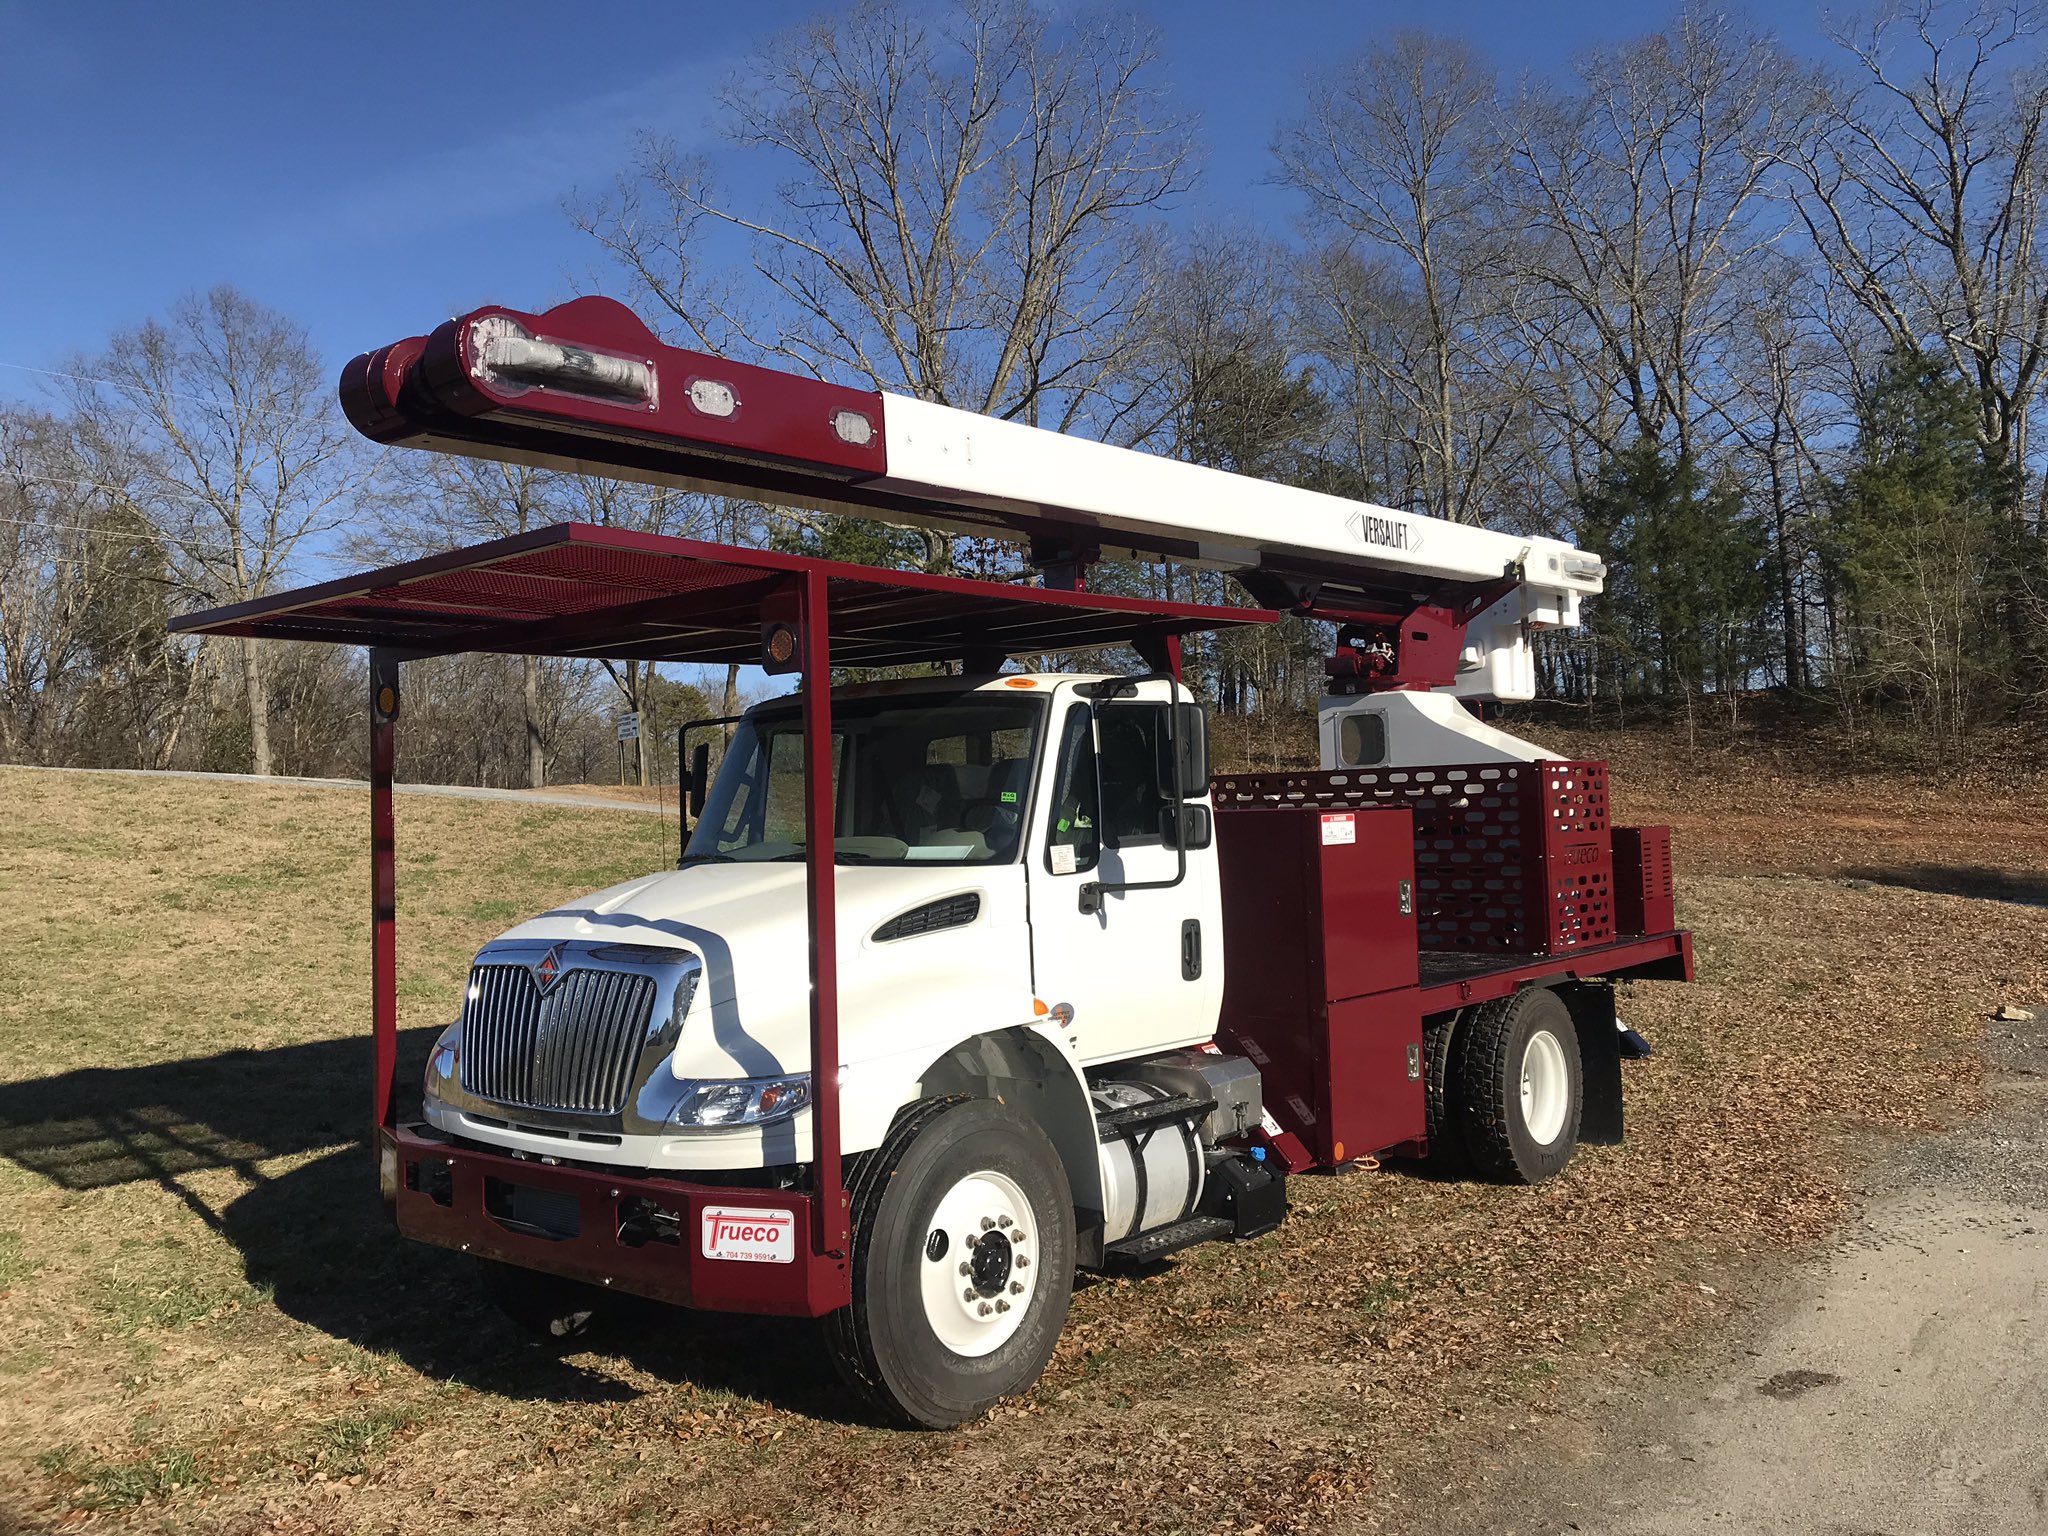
172 297 1690 1428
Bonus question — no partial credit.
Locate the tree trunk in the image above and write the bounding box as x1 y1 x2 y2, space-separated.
522 655 545 789
242 636 271 776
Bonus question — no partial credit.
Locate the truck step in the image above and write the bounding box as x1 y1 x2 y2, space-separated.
1102 1214 1235 1265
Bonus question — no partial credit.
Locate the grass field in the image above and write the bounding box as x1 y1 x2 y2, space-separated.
2 761 2044 1534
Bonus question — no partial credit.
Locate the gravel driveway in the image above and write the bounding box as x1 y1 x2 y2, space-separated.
1422 1005 2048 1536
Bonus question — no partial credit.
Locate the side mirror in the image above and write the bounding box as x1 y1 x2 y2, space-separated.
686 742 711 821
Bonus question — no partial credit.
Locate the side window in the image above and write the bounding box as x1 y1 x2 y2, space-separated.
1337 710 1387 768
1097 703 1170 848
1042 705 1099 875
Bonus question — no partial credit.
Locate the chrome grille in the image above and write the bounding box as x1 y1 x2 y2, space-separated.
460 964 657 1115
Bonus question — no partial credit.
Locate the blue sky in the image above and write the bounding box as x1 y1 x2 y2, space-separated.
0 0 1839 401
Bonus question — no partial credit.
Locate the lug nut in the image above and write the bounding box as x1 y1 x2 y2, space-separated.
995 1299 1010 1314
958 1261 972 1277
1011 1230 1026 1243
1009 1281 1025 1295
964 1233 979 1249
977 1302 993 1316
964 1288 978 1303
997 1214 1012 1228
1015 1254 1030 1269
980 1216 996 1230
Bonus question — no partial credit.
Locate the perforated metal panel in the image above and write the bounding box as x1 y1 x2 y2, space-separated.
1211 760 1615 955
1612 825 1675 936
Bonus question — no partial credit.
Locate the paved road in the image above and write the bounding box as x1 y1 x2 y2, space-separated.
4 763 665 815
1426 1007 2048 1536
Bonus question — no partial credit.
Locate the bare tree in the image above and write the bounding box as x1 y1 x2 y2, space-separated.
1499 11 1819 459
577 0 1194 454
568 474 721 785
1275 32 1513 523
0 409 93 762
83 288 374 774
356 459 568 787
1791 0 2048 480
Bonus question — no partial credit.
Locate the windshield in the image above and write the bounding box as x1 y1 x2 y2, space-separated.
685 691 1045 866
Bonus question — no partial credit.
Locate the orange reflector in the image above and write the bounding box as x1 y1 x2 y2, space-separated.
1003 677 1037 688
1333 1140 1346 1163
1032 998 1049 1016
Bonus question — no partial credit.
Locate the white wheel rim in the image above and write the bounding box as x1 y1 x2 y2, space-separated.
1520 1029 1570 1146
918 1169 1038 1358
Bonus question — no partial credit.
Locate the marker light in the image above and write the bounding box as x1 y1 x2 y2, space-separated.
466 315 656 406
761 621 800 674
688 378 739 418
831 408 874 446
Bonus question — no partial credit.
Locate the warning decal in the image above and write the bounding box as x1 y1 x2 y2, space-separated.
1320 813 1356 845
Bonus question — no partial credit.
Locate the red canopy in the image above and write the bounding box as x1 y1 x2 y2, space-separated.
171 523 1278 668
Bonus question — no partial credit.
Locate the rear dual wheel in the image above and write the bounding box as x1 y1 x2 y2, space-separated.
825 1096 1075 1428
1434 986 1584 1184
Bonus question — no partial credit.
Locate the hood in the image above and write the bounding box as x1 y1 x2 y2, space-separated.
487 862 1031 1080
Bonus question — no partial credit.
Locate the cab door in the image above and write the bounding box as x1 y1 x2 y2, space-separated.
1026 682 1223 1066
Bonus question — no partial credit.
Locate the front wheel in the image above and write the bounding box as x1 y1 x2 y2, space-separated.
825 1096 1075 1427
1453 986 1584 1183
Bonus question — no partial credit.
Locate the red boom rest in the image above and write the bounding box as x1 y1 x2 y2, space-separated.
341 296 889 485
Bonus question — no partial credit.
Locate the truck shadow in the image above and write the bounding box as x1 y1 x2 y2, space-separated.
0 1034 864 1421
1844 863 2048 908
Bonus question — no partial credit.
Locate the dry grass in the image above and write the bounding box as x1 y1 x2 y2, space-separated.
1 761 2043 1535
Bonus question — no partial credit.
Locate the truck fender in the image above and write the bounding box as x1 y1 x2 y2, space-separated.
855 1024 1103 1225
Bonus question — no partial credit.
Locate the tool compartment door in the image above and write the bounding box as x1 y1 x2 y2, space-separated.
1214 804 1423 1163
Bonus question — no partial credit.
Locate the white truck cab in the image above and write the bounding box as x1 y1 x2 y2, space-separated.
424 674 1223 1185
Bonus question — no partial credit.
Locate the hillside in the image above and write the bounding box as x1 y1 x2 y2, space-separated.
1 762 2042 1533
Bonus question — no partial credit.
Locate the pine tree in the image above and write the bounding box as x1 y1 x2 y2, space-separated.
1825 347 2022 746
1578 440 1769 717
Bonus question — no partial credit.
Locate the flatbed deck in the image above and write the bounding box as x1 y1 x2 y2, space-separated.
1415 931 1693 1011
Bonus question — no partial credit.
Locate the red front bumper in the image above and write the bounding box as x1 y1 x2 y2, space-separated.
381 1124 851 1317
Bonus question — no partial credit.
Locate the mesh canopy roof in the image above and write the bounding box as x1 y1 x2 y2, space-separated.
171 523 1278 667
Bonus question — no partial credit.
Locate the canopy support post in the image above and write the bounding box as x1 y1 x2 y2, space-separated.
369 649 401 1138
799 572 846 1261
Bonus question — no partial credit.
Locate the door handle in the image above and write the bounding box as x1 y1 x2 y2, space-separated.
1181 919 1201 981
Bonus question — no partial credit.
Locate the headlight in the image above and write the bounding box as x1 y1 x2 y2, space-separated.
668 1075 812 1128
424 1025 460 1101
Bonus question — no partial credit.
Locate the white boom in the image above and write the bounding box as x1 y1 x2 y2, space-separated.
878 395 1603 620
347 297 1607 701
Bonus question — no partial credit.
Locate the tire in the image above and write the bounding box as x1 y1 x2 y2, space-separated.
1422 1012 1467 1172
1453 985 1583 1184
476 1258 612 1343
825 1096 1075 1428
